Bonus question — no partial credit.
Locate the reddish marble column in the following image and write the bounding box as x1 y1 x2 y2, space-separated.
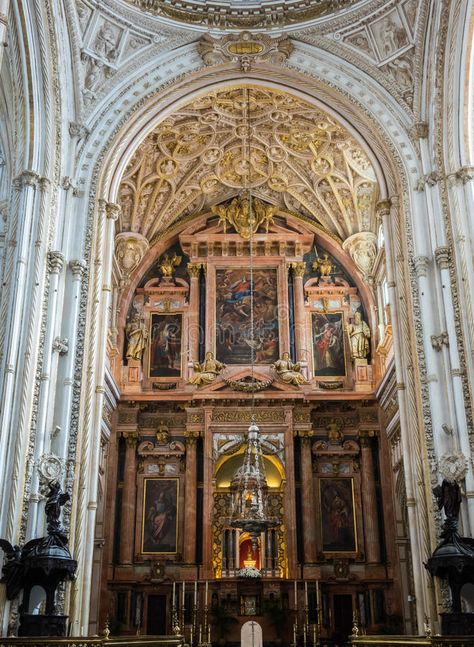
359 431 381 563
183 432 198 563
119 432 138 564
187 263 201 362
300 433 317 563
291 262 308 362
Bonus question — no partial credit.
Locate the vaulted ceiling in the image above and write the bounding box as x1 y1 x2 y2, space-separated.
118 86 378 243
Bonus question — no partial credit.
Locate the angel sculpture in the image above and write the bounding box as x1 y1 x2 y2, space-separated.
189 351 225 386
272 352 307 386
0 540 23 599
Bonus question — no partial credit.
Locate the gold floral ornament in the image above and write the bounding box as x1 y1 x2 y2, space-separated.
159 253 182 280
272 352 307 386
211 196 277 240
189 351 226 386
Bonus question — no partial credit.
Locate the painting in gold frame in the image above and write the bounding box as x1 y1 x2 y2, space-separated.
312 312 346 377
319 477 357 553
215 267 279 365
148 313 183 378
141 478 179 554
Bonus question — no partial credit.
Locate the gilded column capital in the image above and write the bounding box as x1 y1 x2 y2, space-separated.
287 261 306 278
358 429 378 448
413 255 429 278
47 251 65 274
434 246 450 270
69 259 87 279
106 202 121 221
296 430 314 445
187 263 202 279
123 431 138 449
185 430 201 447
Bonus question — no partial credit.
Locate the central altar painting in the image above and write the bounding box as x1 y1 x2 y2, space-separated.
215 268 279 364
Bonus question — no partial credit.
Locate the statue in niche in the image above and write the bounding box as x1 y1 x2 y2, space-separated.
126 312 148 362
272 352 307 386
189 351 225 385
159 253 182 281
346 311 371 360
327 419 344 445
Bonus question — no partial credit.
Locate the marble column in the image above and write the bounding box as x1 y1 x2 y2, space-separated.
187 263 201 363
359 431 381 564
183 431 199 564
119 432 138 565
290 262 308 362
299 432 317 563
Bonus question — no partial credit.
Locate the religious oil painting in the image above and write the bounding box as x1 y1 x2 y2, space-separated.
142 478 178 554
312 312 346 377
149 313 182 378
319 478 357 553
215 268 279 365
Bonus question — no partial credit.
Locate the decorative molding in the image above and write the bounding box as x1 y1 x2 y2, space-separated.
413 255 429 278
52 337 69 355
198 32 293 71
430 332 448 352
69 259 87 279
115 232 149 282
434 246 450 270
409 121 428 140
438 452 468 483
47 251 65 274
342 231 377 279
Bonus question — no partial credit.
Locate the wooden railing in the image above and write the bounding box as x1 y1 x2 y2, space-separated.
0 636 184 647
351 636 473 647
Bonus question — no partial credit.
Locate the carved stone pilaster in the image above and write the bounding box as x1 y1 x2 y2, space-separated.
115 232 149 282
434 246 450 270
413 256 429 278
69 259 87 279
342 231 377 279
47 251 65 274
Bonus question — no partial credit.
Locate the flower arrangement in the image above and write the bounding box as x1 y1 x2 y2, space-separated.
237 566 262 578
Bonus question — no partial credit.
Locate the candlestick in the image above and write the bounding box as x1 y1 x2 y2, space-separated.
303 623 307 647
315 580 320 610
172 581 176 609
205 580 208 607
304 581 308 608
294 580 297 610
199 624 202 644
182 581 185 608
190 625 194 647
313 624 316 647
293 623 296 646
207 623 211 644
194 580 197 607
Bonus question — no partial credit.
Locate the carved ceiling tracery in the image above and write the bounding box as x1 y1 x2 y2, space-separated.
118 87 378 243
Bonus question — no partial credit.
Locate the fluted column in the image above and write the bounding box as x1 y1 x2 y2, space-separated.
289 262 307 362
183 430 199 563
299 431 317 563
359 429 380 563
187 263 201 363
119 431 138 565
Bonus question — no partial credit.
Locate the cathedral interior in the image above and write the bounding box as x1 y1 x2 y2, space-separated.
0 0 474 645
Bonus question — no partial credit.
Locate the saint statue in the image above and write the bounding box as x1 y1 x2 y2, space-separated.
126 313 148 362
45 481 70 535
159 253 182 280
189 351 225 385
272 352 307 386
346 311 370 360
